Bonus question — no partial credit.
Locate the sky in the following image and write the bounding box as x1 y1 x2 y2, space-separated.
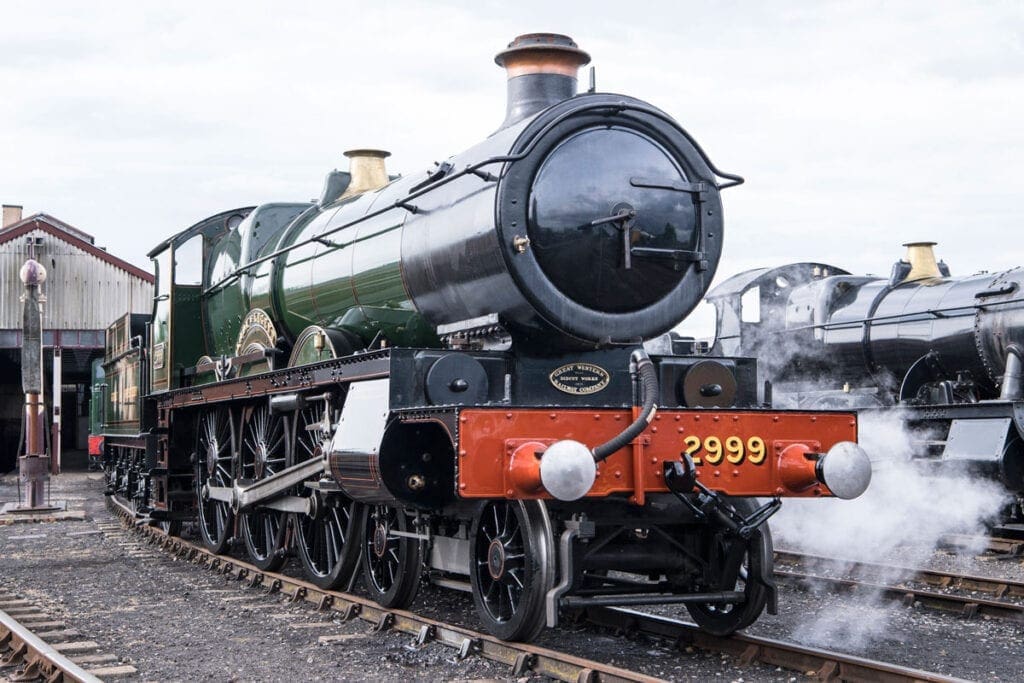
1 0 1022 336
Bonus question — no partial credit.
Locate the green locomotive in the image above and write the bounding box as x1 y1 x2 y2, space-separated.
93 33 871 642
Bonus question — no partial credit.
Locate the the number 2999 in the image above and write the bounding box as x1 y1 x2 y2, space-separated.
683 435 767 466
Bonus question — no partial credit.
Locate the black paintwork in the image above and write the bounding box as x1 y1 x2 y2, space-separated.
497 94 726 348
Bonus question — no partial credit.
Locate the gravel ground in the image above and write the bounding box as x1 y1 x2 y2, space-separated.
0 473 510 681
2 472 1023 681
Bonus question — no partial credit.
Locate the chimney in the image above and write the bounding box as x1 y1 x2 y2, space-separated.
2 204 23 228
495 33 590 130
340 149 391 199
901 241 943 283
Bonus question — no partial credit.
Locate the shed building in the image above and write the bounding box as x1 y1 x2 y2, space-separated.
0 205 153 472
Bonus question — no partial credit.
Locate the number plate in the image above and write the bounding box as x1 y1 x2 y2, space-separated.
684 434 767 466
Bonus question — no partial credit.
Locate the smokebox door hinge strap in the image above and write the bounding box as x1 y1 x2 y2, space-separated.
630 177 709 202
629 176 709 271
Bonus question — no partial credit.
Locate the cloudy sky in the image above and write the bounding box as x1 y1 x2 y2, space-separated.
2 1 1021 335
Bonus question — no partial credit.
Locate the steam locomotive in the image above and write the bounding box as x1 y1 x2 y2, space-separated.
706 242 1023 520
92 33 871 642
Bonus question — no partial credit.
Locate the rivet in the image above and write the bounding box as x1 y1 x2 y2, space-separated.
776 487 784 495
459 483 466 489
677 427 684 433
459 449 467 456
674 415 681 421
650 457 658 464
811 416 817 423
713 470 721 477
654 415 661 421
506 489 514 496
460 416 467 423
549 413 557 420
732 470 740 477
651 426 658 433
615 415 622 421
732 416 739 422
593 414 601 420
773 416 780 422
506 412 513 419
614 470 622 478
713 416 720 422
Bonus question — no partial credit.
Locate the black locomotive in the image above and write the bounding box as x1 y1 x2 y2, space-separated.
94 33 871 642
707 242 1024 519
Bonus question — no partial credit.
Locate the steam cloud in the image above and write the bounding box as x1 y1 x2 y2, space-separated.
769 411 1009 650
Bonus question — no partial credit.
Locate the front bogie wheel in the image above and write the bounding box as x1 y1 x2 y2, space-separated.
685 497 772 635
469 500 554 642
361 504 421 609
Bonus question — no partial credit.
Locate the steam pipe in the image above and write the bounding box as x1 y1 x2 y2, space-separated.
593 349 659 463
1000 344 1024 400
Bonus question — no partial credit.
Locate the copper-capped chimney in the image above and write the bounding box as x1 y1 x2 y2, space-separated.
495 33 590 130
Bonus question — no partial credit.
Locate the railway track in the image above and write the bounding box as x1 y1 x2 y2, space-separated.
774 549 1024 622
584 608 967 683
0 589 134 682
108 496 964 683
937 534 1024 556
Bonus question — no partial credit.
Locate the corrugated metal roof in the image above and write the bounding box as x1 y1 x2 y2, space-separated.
0 215 153 282
0 227 152 330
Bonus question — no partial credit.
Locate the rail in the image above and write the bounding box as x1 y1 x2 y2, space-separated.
0 607 102 683
586 607 967 683
107 495 660 683
775 549 1024 599
110 496 965 683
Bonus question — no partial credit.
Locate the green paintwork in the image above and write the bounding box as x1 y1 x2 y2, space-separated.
173 284 205 372
150 250 172 392
102 351 143 436
276 198 438 349
88 359 105 437
99 314 150 434
203 226 245 356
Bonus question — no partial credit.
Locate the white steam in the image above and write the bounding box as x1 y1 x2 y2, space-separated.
770 411 1009 649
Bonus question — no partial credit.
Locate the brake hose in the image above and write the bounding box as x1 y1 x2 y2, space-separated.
592 349 659 462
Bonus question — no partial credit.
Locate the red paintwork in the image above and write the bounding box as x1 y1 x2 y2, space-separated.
88 434 104 457
456 408 858 502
